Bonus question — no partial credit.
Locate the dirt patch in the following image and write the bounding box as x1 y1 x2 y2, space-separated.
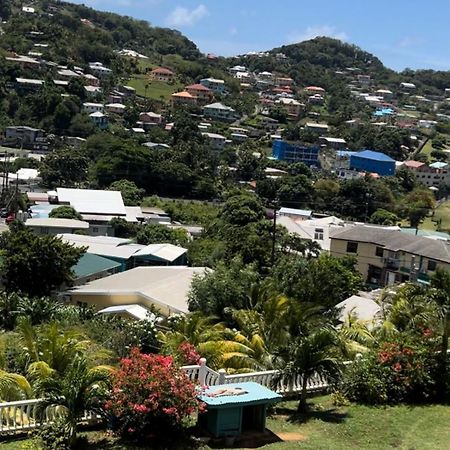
276 431 307 442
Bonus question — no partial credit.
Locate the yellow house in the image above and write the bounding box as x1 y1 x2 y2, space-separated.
330 226 450 286
68 266 209 317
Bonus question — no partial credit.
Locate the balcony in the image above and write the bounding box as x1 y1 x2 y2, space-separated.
384 257 400 270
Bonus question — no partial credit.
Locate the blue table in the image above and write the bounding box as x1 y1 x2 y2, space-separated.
198 381 282 438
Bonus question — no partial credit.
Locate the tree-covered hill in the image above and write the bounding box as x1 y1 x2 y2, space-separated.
0 0 201 68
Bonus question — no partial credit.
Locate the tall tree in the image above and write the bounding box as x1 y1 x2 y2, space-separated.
1 230 85 297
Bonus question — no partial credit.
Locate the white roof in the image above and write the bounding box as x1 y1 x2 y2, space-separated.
56 188 126 216
335 295 381 323
59 234 186 262
106 103 126 109
16 78 44 85
305 122 329 129
279 207 312 217
90 112 106 118
202 132 226 140
132 128 146 133
201 77 225 84
83 102 104 107
204 102 235 112
25 218 89 229
322 137 347 144
13 168 39 180
57 69 79 77
278 98 301 105
98 304 152 321
84 86 102 93
70 266 209 315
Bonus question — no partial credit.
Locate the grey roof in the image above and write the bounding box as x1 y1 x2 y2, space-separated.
332 225 450 263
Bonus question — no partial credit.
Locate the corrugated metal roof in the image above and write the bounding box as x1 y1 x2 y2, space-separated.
98 304 150 320
73 253 121 279
25 218 89 229
56 188 126 215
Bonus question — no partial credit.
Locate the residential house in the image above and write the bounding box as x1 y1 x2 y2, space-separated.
350 150 395 176
357 74 371 86
5 54 41 69
375 89 394 101
84 85 102 97
203 102 237 122
330 225 450 286
83 102 104 114
200 77 225 94
67 266 208 317
65 137 86 149
142 142 170 150
105 103 126 115
304 86 326 95
149 67 175 82
402 160 450 187
305 122 330 134
139 112 164 126
171 91 197 106
117 85 136 98
186 83 214 104
230 133 248 143
400 82 416 91
25 218 89 235
258 116 279 131
57 69 80 79
228 65 246 75
235 71 254 83
15 78 44 91
272 140 320 166
5 126 45 145
275 76 294 87
258 71 273 81
90 112 108 130
277 98 302 118
60 234 188 271
89 62 112 78
202 132 227 150
83 73 100 86
279 207 313 221
319 137 347 149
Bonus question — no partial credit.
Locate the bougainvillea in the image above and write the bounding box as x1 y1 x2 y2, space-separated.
176 342 201 365
105 347 204 440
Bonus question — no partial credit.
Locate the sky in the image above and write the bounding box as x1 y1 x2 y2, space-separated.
68 0 450 72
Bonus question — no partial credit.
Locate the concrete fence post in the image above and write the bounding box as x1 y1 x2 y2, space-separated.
198 357 207 386
218 369 226 385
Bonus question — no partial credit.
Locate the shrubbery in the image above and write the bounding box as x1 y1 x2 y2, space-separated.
106 348 204 441
343 333 440 405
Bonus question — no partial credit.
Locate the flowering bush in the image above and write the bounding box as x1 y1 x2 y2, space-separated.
343 333 440 404
176 342 201 365
105 348 204 440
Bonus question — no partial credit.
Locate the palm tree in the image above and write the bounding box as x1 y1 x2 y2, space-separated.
277 327 342 412
159 313 259 371
0 370 32 401
33 355 112 446
337 313 375 358
430 268 450 392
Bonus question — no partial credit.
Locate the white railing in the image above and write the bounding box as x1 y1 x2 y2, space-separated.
181 359 330 395
0 399 100 434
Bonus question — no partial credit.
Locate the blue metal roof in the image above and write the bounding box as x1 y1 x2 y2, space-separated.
336 150 357 157
198 382 282 407
73 253 121 279
355 150 395 162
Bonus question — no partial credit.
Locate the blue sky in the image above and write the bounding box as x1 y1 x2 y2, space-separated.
69 0 450 71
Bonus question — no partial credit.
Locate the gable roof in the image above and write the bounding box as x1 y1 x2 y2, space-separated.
403 160 425 169
151 67 174 75
73 253 121 279
331 225 450 263
186 83 212 92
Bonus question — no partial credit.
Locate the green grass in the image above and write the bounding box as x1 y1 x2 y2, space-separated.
125 76 182 100
421 200 450 232
2 396 450 449
420 139 434 157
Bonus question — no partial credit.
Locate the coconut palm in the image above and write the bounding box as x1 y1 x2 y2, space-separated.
159 313 260 371
337 313 375 358
0 370 32 401
33 355 113 446
277 327 342 412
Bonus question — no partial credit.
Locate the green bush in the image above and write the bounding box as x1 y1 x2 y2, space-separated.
343 334 440 405
36 418 72 450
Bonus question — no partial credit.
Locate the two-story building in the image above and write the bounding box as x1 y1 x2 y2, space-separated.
203 102 237 122
330 226 450 286
83 102 104 114
186 83 214 104
272 140 320 166
402 160 450 187
200 78 225 94
149 67 175 82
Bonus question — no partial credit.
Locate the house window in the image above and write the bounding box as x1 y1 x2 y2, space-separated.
428 260 437 271
346 241 358 253
314 228 324 240
93 227 99 233
375 246 384 257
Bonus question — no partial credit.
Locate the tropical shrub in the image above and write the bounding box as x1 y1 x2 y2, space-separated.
106 348 203 441
343 333 440 404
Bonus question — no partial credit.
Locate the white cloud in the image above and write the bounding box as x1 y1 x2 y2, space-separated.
287 25 348 44
165 4 209 27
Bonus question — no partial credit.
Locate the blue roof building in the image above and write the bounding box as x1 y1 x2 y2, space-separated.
272 140 320 166
350 149 395 176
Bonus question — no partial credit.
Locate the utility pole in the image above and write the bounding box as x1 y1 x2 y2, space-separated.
271 198 279 267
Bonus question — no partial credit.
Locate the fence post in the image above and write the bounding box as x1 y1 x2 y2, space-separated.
218 369 226 385
198 358 207 386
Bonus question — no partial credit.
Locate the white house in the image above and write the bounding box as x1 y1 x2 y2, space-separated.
83 102 104 114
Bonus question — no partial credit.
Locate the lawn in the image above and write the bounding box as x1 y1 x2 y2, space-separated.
2 396 450 449
125 76 182 100
420 200 450 232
